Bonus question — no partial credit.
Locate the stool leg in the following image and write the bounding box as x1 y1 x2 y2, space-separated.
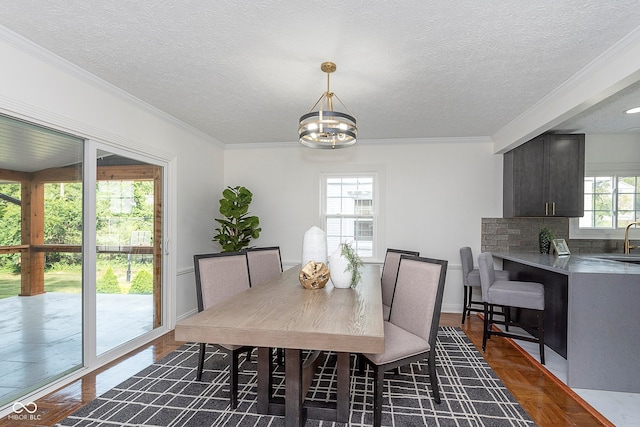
538 310 545 365
505 306 510 332
482 303 490 351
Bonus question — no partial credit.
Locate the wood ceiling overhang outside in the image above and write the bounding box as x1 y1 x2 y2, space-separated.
0 162 163 328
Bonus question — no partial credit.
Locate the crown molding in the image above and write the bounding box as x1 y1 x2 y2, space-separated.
0 25 223 148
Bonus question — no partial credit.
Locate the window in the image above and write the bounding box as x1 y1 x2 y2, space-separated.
322 174 376 259
618 176 640 227
580 176 614 228
577 174 640 233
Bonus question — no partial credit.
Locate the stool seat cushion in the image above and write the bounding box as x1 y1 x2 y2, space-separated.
487 280 545 310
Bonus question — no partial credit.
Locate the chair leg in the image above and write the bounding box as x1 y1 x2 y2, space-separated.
538 310 545 365
230 350 239 409
461 285 469 324
373 365 385 427
482 303 490 351
357 354 365 374
196 342 206 381
427 351 441 404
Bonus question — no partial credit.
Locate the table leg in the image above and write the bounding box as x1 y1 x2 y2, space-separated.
257 347 272 414
336 352 350 422
285 348 304 427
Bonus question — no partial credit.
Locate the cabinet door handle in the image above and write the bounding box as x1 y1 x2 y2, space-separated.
545 202 549 216
552 202 556 216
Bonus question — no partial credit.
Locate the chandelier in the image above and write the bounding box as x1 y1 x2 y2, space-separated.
298 62 357 149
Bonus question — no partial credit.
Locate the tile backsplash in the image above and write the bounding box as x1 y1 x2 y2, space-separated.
481 218 627 254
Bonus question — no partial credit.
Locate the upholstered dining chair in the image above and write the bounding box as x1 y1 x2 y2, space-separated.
246 246 283 286
245 246 284 364
362 255 447 427
194 251 254 408
460 246 510 324
380 248 420 321
477 252 546 364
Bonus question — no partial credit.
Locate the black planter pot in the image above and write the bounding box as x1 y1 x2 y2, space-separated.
539 234 551 254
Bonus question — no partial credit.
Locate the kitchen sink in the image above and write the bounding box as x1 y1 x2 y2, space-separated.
591 254 640 264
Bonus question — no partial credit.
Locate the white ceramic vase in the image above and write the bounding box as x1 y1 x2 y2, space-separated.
329 245 352 288
301 226 328 267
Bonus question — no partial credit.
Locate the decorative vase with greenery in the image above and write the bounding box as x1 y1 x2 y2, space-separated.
539 227 555 254
329 241 364 288
213 186 261 252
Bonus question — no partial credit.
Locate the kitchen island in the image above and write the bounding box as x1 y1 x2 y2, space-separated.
493 251 640 393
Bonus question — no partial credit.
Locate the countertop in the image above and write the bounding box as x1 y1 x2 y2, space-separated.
492 251 640 275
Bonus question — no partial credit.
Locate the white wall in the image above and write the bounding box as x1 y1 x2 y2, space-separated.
0 29 224 324
585 133 640 173
224 140 503 313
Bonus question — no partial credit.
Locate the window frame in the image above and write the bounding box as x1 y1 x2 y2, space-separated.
320 171 381 262
570 169 640 240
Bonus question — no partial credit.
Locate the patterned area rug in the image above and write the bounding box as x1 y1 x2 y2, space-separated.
57 327 535 426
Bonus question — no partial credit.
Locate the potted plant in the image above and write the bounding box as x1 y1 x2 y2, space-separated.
213 186 261 252
539 227 555 254
329 241 364 288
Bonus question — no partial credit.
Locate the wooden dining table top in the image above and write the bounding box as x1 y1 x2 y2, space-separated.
175 263 385 354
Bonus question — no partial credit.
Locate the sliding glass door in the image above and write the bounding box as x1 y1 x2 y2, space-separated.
93 148 164 355
0 116 168 410
0 115 84 407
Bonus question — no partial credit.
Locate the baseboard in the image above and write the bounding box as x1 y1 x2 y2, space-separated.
176 308 198 322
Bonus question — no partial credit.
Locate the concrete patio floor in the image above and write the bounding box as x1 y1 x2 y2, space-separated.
0 292 153 407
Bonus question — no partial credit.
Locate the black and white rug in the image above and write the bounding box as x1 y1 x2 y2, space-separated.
57 327 535 426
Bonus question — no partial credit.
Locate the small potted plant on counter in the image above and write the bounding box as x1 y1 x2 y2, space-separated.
539 227 555 254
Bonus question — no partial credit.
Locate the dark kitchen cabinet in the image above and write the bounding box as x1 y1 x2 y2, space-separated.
504 133 585 217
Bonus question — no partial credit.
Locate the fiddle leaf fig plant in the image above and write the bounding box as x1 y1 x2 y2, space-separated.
213 186 261 252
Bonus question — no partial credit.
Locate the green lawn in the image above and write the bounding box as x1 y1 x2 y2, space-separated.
0 270 82 299
0 265 151 299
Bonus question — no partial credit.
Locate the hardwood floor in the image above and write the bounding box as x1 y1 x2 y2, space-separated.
1 313 611 427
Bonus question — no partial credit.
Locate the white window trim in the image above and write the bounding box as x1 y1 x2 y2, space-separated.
570 165 640 240
319 167 385 263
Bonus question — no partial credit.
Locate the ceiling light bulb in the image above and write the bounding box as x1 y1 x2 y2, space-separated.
624 106 640 114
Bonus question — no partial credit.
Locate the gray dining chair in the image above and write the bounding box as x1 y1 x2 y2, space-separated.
362 255 447 427
460 246 510 324
477 252 546 364
380 248 420 321
245 246 284 364
194 251 254 408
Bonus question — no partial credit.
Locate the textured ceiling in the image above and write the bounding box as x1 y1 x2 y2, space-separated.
1 1 640 145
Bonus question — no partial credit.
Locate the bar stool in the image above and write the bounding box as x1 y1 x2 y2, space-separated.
477 252 546 365
459 247 509 324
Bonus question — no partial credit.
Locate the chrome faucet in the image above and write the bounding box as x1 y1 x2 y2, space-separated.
624 221 640 254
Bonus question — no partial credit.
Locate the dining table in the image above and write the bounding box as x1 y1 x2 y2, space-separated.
175 263 385 427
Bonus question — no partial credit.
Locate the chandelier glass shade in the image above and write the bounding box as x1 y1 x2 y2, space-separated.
298 62 357 149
